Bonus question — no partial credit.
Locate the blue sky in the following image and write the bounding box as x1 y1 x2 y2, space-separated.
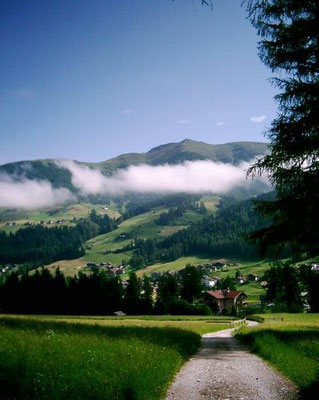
0 0 277 165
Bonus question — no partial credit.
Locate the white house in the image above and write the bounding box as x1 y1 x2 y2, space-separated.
201 276 218 289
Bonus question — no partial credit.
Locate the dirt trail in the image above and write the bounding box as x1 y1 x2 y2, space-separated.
166 321 298 400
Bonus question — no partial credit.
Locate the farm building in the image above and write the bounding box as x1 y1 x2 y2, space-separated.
236 276 246 284
201 276 219 289
204 290 247 314
248 274 259 282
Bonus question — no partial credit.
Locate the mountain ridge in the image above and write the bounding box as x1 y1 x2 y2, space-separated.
0 139 268 191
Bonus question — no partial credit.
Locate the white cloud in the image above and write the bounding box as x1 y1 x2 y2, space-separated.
250 115 266 123
55 160 107 195
216 121 225 127
57 159 268 196
176 119 191 124
123 108 133 115
0 174 75 209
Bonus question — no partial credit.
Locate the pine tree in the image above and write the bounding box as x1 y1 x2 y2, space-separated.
124 272 141 314
141 275 153 314
246 1 319 255
180 264 202 303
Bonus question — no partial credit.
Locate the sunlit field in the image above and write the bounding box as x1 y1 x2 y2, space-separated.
0 314 233 400
236 313 319 398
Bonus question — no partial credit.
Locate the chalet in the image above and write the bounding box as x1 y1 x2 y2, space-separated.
311 264 319 272
201 275 218 289
248 274 259 282
212 262 226 269
236 276 246 284
0 264 19 274
115 267 125 275
114 311 126 316
204 290 247 314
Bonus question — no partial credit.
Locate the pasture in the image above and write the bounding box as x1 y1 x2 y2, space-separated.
0 314 233 400
236 313 319 398
0 202 120 234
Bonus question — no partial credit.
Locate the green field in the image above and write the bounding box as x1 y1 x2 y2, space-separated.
0 314 233 400
80 206 216 266
11 197 275 307
0 202 120 233
136 255 212 276
200 194 220 211
84 205 216 258
236 313 319 397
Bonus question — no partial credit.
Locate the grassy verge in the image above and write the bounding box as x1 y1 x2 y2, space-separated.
0 315 231 399
235 313 319 399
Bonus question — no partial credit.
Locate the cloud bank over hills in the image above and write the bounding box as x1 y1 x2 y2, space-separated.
0 173 75 209
57 159 264 196
0 158 268 209
0 140 269 209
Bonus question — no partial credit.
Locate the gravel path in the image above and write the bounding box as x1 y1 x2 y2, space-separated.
166 321 298 400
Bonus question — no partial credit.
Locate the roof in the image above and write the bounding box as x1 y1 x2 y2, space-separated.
206 290 246 300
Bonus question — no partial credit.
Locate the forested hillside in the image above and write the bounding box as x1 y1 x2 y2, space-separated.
0 222 98 266
0 210 119 267
127 192 275 267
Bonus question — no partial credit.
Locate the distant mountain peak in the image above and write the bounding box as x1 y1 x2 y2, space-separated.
0 139 269 189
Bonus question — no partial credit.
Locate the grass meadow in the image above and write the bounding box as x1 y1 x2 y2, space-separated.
0 314 232 400
0 202 120 234
236 313 319 398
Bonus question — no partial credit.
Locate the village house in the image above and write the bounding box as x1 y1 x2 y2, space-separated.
201 275 218 289
236 276 246 284
0 264 19 275
226 262 238 267
204 290 247 314
86 262 125 275
248 274 259 282
212 262 226 269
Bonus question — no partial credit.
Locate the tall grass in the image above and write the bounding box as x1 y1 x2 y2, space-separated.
236 314 319 399
0 315 230 399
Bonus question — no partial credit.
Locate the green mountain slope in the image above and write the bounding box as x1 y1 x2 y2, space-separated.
0 140 268 188
96 139 268 174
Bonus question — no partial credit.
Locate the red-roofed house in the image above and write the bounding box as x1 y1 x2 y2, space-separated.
204 290 247 314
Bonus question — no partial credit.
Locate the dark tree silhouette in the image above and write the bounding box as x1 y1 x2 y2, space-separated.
245 1 319 256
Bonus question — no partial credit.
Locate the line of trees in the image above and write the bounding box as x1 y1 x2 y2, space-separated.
0 265 211 315
157 200 206 226
89 209 119 234
0 210 120 268
121 194 202 220
261 263 319 313
0 221 100 266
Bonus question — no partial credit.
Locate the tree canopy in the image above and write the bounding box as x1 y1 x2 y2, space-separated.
245 0 319 256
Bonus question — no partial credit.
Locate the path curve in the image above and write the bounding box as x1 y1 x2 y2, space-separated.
166 321 298 400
